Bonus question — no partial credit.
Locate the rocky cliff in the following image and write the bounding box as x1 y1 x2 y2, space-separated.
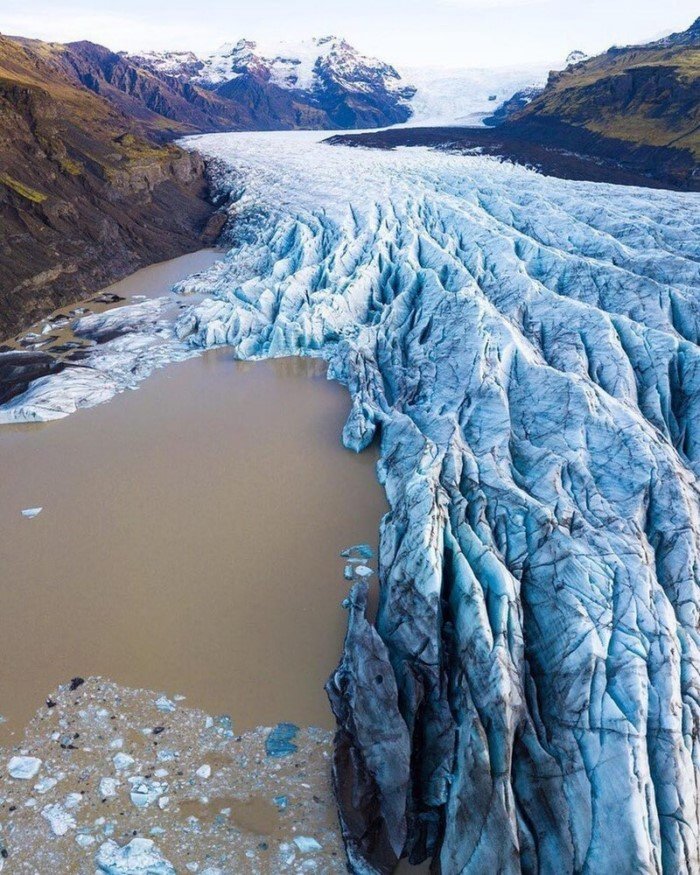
0 34 215 339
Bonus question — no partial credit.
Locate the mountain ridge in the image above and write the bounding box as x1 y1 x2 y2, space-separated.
9 34 417 136
500 15 700 161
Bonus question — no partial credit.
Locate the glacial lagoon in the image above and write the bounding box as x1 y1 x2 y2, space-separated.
0 253 387 741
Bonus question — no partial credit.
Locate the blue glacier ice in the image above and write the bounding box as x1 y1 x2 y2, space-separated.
177 132 700 874
3 129 700 874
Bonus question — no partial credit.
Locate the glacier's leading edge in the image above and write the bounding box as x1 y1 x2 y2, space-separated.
3 129 700 874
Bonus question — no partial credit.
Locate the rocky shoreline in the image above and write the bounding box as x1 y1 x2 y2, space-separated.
0 678 344 873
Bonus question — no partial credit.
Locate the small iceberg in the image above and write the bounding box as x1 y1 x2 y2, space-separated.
340 544 373 560
96 838 175 875
265 723 299 758
21 507 43 519
8 756 42 779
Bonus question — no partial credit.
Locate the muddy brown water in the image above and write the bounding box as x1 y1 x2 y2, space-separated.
0 251 387 741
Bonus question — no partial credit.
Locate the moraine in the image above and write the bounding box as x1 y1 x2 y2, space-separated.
3 130 700 873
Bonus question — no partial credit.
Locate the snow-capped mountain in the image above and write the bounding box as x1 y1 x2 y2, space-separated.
194 35 413 97
69 34 606 134
126 49 204 79
123 36 415 129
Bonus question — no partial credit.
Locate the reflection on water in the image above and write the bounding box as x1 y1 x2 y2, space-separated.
0 262 387 741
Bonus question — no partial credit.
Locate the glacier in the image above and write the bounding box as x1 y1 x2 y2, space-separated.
3 129 700 873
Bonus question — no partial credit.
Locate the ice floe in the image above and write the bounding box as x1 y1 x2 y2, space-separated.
8 756 42 780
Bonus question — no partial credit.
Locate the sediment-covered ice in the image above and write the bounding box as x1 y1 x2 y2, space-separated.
175 131 700 874
0 297 198 423
3 128 700 873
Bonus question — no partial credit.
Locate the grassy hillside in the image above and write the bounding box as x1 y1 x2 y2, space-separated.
511 18 699 160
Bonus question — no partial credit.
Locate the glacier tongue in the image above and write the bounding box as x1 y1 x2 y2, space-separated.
176 131 700 874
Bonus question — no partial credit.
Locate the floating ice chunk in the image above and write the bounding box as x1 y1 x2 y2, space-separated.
34 776 58 794
96 838 176 875
340 544 373 560
273 795 288 810
42 802 76 836
156 749 177 763
8 756 42 779
355 565 374 578
128 777 167 808
195 765 211 779
76 833 96 848
99 777 120 798
265 723 299 758
113 753 134 771
213 714 234 738
294 836 322 853
21 507 43 519
343 565 354 580
155 696 176 713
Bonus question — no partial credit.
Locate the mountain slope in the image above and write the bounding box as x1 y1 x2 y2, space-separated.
512 18 699 152
493 16 700 183
11 38 252 138
0 34 214 339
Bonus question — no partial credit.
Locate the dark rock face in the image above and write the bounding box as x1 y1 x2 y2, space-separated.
483 86 543 127
326 583 411 875
0 35 215 340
